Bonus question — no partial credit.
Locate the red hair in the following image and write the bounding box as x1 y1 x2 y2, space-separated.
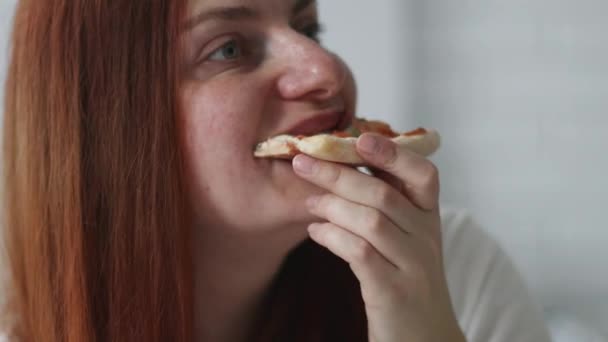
2 1 192 340
2 1 367 341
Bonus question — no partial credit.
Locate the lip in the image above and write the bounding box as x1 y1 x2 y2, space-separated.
283 110 346 136
336 109 354 131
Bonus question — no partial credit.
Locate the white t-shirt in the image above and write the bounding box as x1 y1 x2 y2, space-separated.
441 208 552 342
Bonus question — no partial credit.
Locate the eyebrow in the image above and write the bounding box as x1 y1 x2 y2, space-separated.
184 0 317 31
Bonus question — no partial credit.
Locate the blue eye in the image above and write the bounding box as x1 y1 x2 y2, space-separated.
208 40 242 61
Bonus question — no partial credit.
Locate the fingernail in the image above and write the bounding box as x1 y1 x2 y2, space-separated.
358 135 379 154
293 155 317 175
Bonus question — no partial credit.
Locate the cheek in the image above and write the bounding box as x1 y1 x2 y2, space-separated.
180 80 262 153
180 93 256 178
179 81 265 199
177 80 323 229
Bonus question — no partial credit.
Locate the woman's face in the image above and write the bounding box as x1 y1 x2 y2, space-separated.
180 0 356 235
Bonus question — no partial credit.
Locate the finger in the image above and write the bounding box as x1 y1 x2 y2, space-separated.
307 193 418 268
356 133 440 211
293 154 423 235
307 222 404 305
372 169 405 193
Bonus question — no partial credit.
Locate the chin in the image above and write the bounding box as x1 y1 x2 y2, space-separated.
275 189 326 227
259 156 324 194
251 156 327 225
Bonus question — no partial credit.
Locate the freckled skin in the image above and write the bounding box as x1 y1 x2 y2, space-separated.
184 2 466 342
180 0 356 236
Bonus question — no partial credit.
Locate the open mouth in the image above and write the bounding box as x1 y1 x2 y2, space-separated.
252 110 353 158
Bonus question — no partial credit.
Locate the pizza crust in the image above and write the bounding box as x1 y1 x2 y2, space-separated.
254 130 441 165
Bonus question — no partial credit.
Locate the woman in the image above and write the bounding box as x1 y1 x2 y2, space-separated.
1 0 551 341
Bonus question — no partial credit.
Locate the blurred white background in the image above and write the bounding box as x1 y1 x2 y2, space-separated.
318 0 608 339
2 0 607 339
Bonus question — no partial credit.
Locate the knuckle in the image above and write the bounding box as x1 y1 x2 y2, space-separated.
419 161 439 190
315 194 329 209
421 161 439 183
363 209 386 234
322 196 342 221
371 183 395 208
320 164 342 184
350 239 375 265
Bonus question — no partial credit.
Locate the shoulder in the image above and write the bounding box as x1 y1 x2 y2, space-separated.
439 207 507 314
439 207 552 342
439 207 501 316
440 207 498 255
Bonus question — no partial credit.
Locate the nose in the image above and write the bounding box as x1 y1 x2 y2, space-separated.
275 34 348 102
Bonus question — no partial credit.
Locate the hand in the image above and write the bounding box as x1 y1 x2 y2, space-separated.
292 133 466 342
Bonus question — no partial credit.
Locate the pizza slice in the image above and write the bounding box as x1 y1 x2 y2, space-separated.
254 118 441 165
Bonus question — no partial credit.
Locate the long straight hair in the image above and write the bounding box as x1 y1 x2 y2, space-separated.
1 1 367 341
2 1 192 340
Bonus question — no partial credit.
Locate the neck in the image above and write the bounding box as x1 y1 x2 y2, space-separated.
193 225 306 342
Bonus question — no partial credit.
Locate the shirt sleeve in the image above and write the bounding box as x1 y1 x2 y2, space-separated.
440 208 552 342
